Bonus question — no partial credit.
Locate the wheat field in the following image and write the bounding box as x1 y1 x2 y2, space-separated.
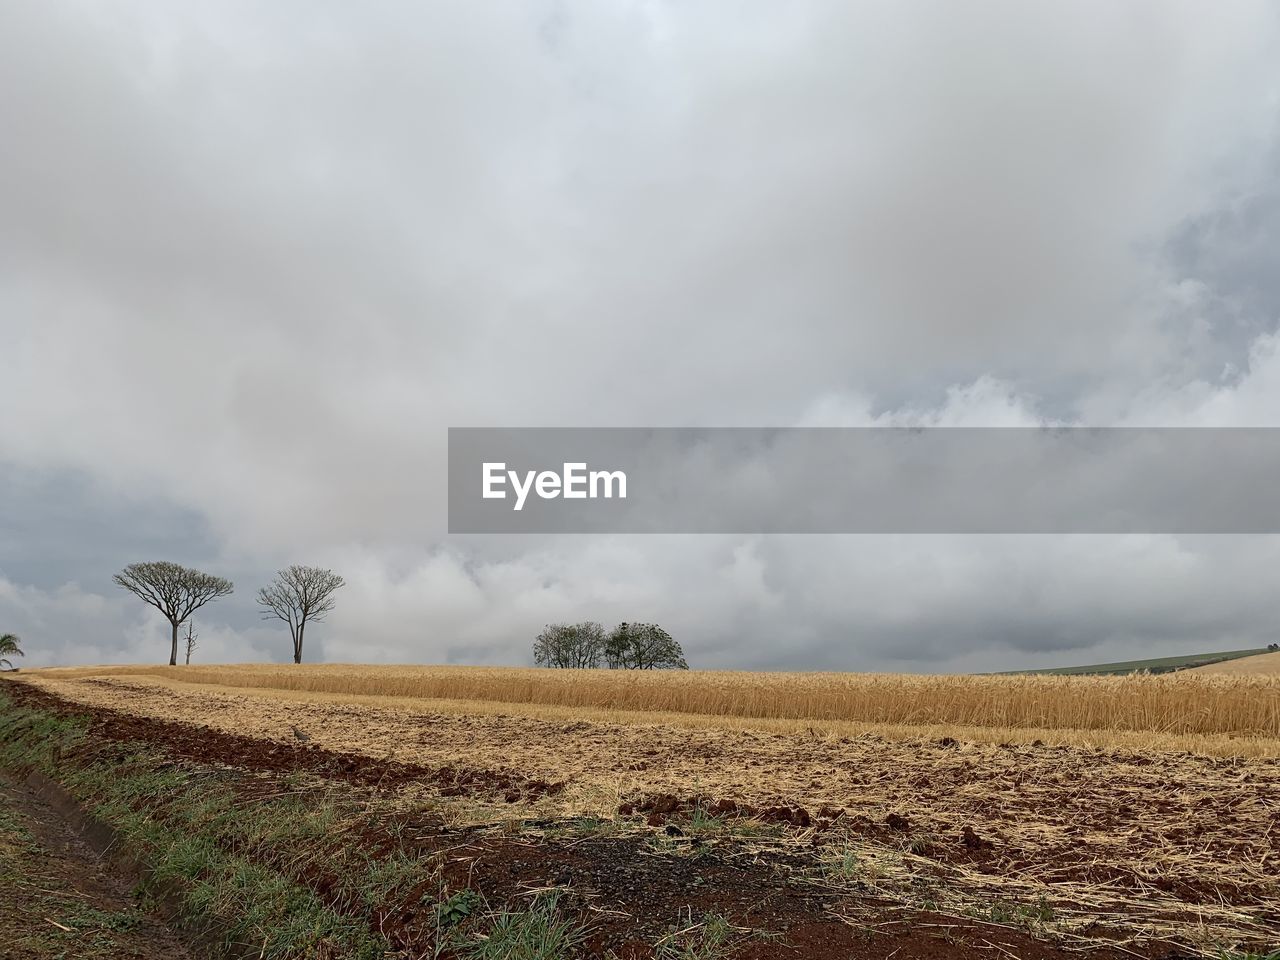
27 662 1279 738
1190 649 1280 675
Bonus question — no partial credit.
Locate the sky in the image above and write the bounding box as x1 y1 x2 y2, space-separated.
3 1 1280 671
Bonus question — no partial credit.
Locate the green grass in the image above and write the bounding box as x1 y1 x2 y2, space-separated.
0 690 615 960
820 844 865 882
998 648 1268 676
0 785 155 959
654 911 760 960
453 892 592 960
979 895 1056 930
0 805 34 843
0 692 398 959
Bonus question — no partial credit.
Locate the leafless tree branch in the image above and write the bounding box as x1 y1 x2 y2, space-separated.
257 565 345 664
112 561 233 665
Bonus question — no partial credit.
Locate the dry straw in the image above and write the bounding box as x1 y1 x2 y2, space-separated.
28 663 1279 737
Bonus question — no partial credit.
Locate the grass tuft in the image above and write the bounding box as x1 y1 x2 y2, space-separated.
654 910 761 960
454 891 592 960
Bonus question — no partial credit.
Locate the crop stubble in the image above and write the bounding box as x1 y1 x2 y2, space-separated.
7 667 1278 955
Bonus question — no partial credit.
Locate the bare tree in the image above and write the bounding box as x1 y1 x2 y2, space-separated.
113 562 234 666
184 620 198 665
257 565 345 664
533 622 605 668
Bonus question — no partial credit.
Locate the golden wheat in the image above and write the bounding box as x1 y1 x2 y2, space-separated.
1189 648 1280 675
24 662 1278 737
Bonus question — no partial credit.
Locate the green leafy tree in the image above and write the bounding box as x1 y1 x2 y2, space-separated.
533 622 605 668
0 633 23 671
605 622 688 670
113 562 234 666
257 565 346 664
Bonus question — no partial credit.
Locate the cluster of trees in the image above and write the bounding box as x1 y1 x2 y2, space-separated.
533 621 688 670
112 561 344 665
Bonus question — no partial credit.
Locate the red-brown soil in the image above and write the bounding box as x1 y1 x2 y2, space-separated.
4 681 1273 959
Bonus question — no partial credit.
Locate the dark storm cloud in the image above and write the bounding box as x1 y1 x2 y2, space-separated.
1165 148 1280 379
0 464 214 589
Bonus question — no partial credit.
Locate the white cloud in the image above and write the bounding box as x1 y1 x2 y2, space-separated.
3 2 1280 669
0 575 275 668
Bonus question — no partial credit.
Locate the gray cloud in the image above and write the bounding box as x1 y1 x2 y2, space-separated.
3 1 1280 670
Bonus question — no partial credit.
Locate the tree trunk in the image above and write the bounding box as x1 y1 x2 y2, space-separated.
169 620 179 666
294 621 304 664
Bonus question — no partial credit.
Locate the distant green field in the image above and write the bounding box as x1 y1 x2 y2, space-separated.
1002 648 1270 676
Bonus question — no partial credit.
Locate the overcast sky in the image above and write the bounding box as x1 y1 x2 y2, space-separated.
4 1 1280 671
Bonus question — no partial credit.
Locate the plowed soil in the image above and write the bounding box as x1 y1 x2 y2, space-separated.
6 675 1278 959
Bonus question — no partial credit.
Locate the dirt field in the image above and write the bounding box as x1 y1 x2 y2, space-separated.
0 769 192 960
3 668 1277 959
